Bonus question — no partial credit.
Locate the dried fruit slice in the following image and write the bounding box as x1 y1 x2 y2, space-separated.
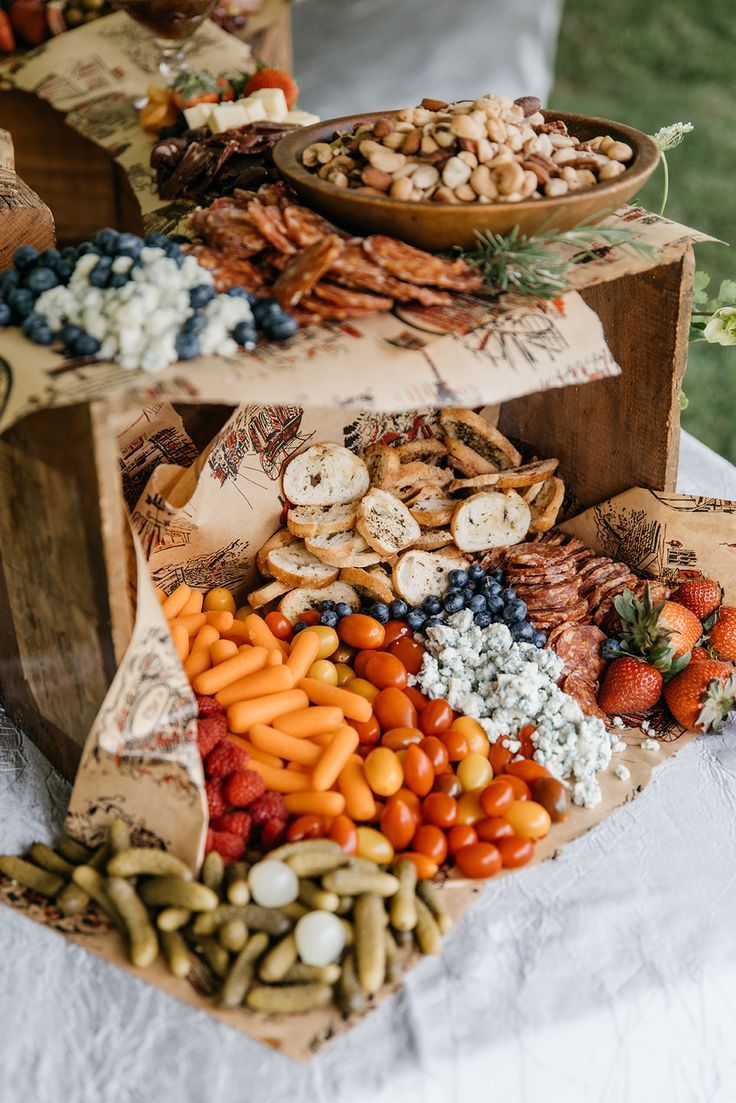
363 236 482 291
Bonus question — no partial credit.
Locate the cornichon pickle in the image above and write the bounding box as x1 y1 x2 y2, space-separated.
413 896 442 955
139 877 218 912
156 907 191 932
197 936 230 977
71 865 124 931
201 851 225 894
336 951 366 1014
57 882 92 917
0 856 64 898
246 983 332 1013
161 930 191 978
218 931 269 1009
28 844 74 877
107 848 192 880
286 852 347 878
219 918 248 953
278 900 308 922
335 895 354 916
193 903 290 938
225 861 250 905
259 933 298 983
340 918 354 947
269 839 344 863
106 876 159 967
384 929 402 983
322 869 400 898
345 857 381 875
55 835 92 865
298 878 339 912
109 819 131 855
416 879 453 934
389 860 417 932
354 893 386 995
280 962 341 985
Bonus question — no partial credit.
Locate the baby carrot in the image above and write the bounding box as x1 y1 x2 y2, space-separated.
162 583 191 620
249 724 321 766
243 614 288 656
215 665 295 707
221 619 251 644
337 754 376 822
155 588 167 606
246 758 311 793
283 791 346 817
286 762 312 774
226 734 283 769
309 731 334 748
183 649 211 682
273 707 344 738
205 611 234 632
180 589 204 616
193 647 268 696
298 679 372 723
170 623 189 662
286 632 321 682
210 639 238 665
312 726 359 792
267 649 284 667
191 624 220 654
228 689 309 734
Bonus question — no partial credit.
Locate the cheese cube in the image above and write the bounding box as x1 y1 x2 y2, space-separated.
283 109 321 127
207 101 255 133
183 103 214 130
245 87 288 120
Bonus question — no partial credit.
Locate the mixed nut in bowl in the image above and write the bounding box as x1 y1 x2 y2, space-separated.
273 95 660 251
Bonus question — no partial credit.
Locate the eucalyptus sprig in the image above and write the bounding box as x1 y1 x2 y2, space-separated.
461 222 656 300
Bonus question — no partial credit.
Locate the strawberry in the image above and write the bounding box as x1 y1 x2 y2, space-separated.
708 606 736 661
663 660 736 732
598 657 663 716
259 819 286 849
205 829 245 863
671 578 722 620
196 715 226 758
0 10 16 52
243 68 299 110
171 68 219 110
615 584 702 669
249 790 287 827
211 810 251 840
223 769 266 808
205 778 227 819
196 693 223 716
689 647 711 663
204 740 249 779
9 0 47 46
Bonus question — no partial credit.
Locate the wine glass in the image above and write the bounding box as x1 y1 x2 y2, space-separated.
113 0 217 83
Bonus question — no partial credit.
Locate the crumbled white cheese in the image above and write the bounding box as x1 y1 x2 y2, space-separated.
612 716 626 729
641 738 660 753
610 738 627 754
613 763 631 781
414 610 612 807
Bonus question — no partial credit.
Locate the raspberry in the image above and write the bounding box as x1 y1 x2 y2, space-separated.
260 819 286 849
249 791 287 827
205 778 227 819
196 694 223 716
211 811 252 840
197 714 226 758
243 68 299 110
223 769 266 808
205 829 245 863
205 740 249 779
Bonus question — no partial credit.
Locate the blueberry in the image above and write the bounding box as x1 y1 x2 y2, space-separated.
61 246 78 263
334 602 353 620
448 569 468 589
510 620 535 643
233 321 258 349
115 233 143 258
319 599 335 611
8 288 35 320
226 286 254 301
503 599 528 624
190 284 216 309
406 609 426 631
175 332 200 360
12 245 38 272
25 266 59 294
0 269 20 293
461 585 476 604
389 598 409 620
21 312 43 335
319 610 339 627
481 579 501 597
0 302 11 326
253 297 281 323
443 591 464 615
55 261 74 283
94 228 120 255
486 594 504 616
473 611 492 628
168 233 190 244
21 313 53 344
601 638 623 661
489 568 505 583
292 620 309 634
88 263 111 289
500 587 516 603
424 615 443 630
74 333 101 356
532 631 547 648
182 313 206 335
144 232 169 249
266 315 299 342
76 243 102 257
422 595 442 616
59 323 82 346
38 248 61 268
468 593 487 613
369 601 390 624
468 563 485 583
108 272 130 289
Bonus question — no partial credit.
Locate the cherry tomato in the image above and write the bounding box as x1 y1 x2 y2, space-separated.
397 852 439 879
432 772 462 799
451 716 490 756
438 730 469 762
532 777 571 823
338 614 385 650
204 587 236 614
476 816 515 843
489 741 513 774
419 736 449 775
479 778 515 818
412 823 448 864
334 662 354 686
264 611 293 642
356 826 394 863
305 625 340 659
419 698 453 737
456 790 485 825
386 788 422 825
286 814 326 842
456 752 493 792
380 799 416 851
505 759 551 783
352 650 374 678
501 775 532 801
382 620 410 648
454 841 502 879
364 652 408 690
496 836 536 868
517 723 536 758
447 824 478 855
332 642 355 664
374 687 418 732
504 799 551 839
403 743 435 798
364 747 404 797
352 714 381 746
421 792 458 830
300 609 320 626
381 727 424 751
403 686 428 712
345 677 380 704
387 636 425 675
307 659 338 685
329 814 358 855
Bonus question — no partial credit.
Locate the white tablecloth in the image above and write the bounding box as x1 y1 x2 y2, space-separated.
2 432 736 1103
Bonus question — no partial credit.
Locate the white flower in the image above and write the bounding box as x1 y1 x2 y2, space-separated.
704 306 736 347
651 122 694 152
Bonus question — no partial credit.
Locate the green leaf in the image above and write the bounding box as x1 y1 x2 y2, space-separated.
718 279 736 305
679 390 689 410
664 651 691 681
693 270 711 296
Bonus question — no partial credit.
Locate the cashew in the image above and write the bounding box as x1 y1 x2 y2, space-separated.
505 124 524 152
383 131 405 150
434 127 455 148
358 140 406 174
361 166 393 191
433 185 459 203
494 160 526 195
552 147 578 165
598 159 627 180
574 168 597 188
457 150 478 169
303 142 334 168
420 134 439 154
470 164 499 199
486 117 507 143
519 169 540 198
529 133 553 157
549 133 577 149
441 155 472 189
454 183 477 202
412 164 440 190
450 113 485 141
527 111 545 127
474 137 498 163
390 176 414 200
328 171 349 188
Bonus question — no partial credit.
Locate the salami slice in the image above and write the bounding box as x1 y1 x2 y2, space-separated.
362 235 483 291
561 673 608 720
518 581 581 610
551 625 606 681
272 236 344 307
507 543 572 567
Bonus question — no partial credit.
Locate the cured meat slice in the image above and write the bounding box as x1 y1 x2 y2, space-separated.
506 543 572 567
531 599 589 628
362 235 483 291
247 200 297 253
519 582 581 610
562 673 608 721
272 236 344 307
551 625 606 681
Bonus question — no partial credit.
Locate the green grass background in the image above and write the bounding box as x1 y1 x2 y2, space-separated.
551 0 736 462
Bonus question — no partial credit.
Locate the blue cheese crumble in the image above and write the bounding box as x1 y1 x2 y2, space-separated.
613 763 631 781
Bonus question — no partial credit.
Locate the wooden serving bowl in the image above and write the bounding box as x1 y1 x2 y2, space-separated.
273 110 660 251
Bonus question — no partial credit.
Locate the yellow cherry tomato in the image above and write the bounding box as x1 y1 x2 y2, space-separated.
356 826 394 864
452 716 490 757
456 790 485 825
456 752 494 792
307 659 338 686
203 587 236 614
305 625 340 659
364 747 404 797
345 677 379 705
504 799 551 839
334 662 354 686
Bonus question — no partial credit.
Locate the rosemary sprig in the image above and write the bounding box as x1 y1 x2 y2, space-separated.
460 222 656 299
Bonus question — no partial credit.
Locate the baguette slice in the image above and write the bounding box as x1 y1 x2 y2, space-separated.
529 476 565 533
408 495 456 528
304 530 371 567
256 528 297 579
283 443 369 506
414 529 455 551
451 491 531 552
356 488 421 557
341 549 383 568
449 458 558 493
266 542 339 588
287 502 358 538
396 439 447 464
392 550 470 605
340 566 394 604
364 444 401 489
444 436 497 477
247 579 291 609
440 408 521 470
390 463 452 501
279 581 360 622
